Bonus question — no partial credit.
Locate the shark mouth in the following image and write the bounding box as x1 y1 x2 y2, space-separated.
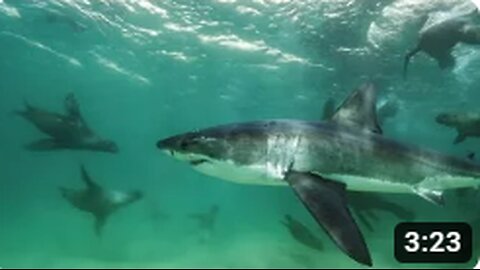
190 159 210 166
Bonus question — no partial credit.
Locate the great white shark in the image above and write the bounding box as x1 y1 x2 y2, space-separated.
156 82 480 266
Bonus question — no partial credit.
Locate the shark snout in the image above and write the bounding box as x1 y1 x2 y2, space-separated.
156 134 189 155
156 138 168 150
156 136 178 150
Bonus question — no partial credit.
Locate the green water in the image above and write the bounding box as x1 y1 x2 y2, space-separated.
1 0 480 268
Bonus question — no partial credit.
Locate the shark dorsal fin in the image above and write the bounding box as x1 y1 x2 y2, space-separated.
322 97 336 120
80 165 102 193
331 82 383 134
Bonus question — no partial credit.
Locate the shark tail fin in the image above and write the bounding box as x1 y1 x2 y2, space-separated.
403 46 421 79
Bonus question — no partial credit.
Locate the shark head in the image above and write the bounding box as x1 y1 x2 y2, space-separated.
156 122 288 185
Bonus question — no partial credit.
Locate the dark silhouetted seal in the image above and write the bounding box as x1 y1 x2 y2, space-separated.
404 9 480 78
60 165 143 236
436 112 480 144
16 93 118 153
281 214 324 252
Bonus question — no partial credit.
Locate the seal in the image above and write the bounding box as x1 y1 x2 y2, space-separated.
281 214 324 251
60 165 143 236
189 204 219 232
436 112 480 144
16 93 118 153
404 9 480 78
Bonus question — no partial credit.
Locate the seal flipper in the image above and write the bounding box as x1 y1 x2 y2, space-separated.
437 53 455 70
454 132 467 144
331 82 382 134
285 171 372 267
80 165 102 193
26 139 65 151
403 46 421 79
94 213 107 237
64 93 90 131
64 93 81 119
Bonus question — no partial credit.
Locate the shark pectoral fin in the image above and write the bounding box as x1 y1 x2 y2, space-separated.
412 187 444 206
25 139 64 151
285 171 372 267
331 82 382 134
454 133 467 144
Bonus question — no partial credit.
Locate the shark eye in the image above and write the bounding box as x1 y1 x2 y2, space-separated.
180 138 201 149
180 140 190 149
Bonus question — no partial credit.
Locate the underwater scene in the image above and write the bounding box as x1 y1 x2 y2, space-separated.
1 0 480 268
